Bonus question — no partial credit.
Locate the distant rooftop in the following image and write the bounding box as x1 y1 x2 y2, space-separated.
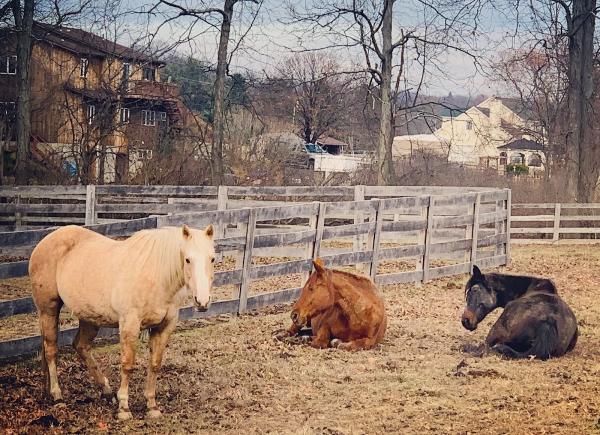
31 22 162 65
498 138 544 151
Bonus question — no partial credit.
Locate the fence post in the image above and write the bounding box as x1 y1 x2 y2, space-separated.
353 184 365 254
312 202 326 261
302 202 320 286
167 197 175 216
553 203 561 243
85 184 97 226
469 194 481 271
238 208 257 314
421 196 433 283
494 200 504 255
14 195 22 230
369 198 383 280
216 186 228 262
505 189 512 265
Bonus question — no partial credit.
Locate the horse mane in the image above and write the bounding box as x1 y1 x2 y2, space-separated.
122 227 185 290
329 268 374 288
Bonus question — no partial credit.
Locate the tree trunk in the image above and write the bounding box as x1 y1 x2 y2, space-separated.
211 0 235 186
566 0 597 201
12 0 34 184
376 0 395 185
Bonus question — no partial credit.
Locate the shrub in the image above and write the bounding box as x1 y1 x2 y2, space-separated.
506 163 529 175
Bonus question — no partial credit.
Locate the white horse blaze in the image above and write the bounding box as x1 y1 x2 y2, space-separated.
192 261 212 307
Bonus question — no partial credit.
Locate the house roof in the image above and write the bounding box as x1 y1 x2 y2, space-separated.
316 136 347 147
498 138 544 151
496 97 533 120
477 107 490 117
32 22 162 65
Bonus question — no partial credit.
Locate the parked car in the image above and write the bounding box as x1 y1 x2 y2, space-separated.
287 143 328 170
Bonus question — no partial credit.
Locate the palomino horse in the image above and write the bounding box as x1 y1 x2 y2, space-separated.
29 224 215 420
279 258 387 351
461 265 578 360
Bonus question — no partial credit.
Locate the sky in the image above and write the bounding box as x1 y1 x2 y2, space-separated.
88 0 539 97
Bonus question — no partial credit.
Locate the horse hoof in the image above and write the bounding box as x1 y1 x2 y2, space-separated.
101 389 114 401
51 390 63 402
147 409 162 419
117 411 133 421
274 331 289 341
330 339 342 348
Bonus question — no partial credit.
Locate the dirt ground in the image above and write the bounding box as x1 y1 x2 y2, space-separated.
1 245 600 434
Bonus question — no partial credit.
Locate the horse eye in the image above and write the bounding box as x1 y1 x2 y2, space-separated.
185 258 190 264
211 257 215 263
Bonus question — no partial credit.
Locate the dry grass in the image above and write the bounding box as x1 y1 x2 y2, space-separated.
1 245 600 434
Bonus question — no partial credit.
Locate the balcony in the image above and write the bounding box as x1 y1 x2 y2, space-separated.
125 80 180 101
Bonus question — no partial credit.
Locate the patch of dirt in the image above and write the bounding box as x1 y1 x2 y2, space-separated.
1 245 600 434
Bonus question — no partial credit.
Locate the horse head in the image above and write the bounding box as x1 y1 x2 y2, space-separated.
461 265 498 331
181 224 215 312
290 258 335 328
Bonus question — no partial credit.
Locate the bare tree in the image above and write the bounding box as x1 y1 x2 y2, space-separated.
150 0 261 185
565 0 597 201
507 0 599 200
273 52 350 143
11 0 34 183
495 48 569 181
289 0 483 185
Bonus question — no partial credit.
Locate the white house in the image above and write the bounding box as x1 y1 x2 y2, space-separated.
393 96 544 171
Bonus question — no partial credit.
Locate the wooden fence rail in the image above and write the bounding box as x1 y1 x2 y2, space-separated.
510 203 600 243
0 186 510 360
0 184 502 230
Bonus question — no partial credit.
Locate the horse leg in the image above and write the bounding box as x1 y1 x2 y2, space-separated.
334 336 377 351
485 320 510 348
145 313 178 419
73 320 112 399
310 316 331 349
117 316 140 421
38 302 63 401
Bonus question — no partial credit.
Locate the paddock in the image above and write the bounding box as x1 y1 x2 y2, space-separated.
2 185 598 433
0 245 598 433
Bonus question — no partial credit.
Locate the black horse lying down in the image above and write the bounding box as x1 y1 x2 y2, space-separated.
461 266 578 360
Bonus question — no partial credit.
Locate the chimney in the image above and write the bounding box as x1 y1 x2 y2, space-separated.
489 97 502 128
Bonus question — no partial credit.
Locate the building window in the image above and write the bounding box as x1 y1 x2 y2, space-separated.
142 110 156 126
136 149 153 160
80 58 89 78
499 151 507 166
142 67 155 81
466 121 473 130
87 104 96 124
0 102 16 118
528 153 542 167
0 55 17 75
159 111 167 122
510 153 525 165
120 107 130 124
122 63 130 81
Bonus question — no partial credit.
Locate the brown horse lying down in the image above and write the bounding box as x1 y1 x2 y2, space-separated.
461 266 578 360
279 258 387 351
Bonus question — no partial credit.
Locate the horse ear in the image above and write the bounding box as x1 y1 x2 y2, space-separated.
472 265 482 278
182 224 192 240
313 258 326 275
204 224 214 239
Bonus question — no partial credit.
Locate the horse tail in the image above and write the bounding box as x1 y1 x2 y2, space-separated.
493 319 558 360
566 326 578 353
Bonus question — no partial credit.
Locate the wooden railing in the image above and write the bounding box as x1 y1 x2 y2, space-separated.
0 186 510 360
511 203 600 243
0 184 503 230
